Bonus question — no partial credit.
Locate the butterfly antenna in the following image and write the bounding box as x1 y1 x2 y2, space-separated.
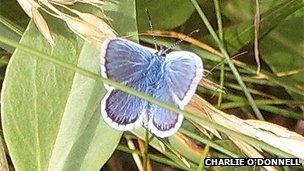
145 8 158 50
161 29 200 55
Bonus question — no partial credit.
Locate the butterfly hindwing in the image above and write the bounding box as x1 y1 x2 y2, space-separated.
147 83 184 138
101 87 146 130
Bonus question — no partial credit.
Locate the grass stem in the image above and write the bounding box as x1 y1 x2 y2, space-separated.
190 0 264 121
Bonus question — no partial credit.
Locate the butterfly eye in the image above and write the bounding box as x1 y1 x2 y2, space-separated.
160 53 166 58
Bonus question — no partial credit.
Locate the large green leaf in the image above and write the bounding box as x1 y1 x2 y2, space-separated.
220 0 304 100
221 0 281 22
260 8 304 100
219 0 304 54
1 0 141 169
1 16 122 171
136 0 195 31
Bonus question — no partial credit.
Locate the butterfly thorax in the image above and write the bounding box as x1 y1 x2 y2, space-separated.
145 54 166 90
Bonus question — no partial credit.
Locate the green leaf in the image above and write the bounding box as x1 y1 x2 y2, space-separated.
221 0 304 54
1 19 122 170
221 0 304 99
221 0 282 22
1 0 142 169
0 0 29 31
136 0 195 31
0 21 21 53
106 0 139 40
260 8 304 100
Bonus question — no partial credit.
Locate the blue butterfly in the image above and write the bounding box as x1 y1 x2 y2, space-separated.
100 38 203 138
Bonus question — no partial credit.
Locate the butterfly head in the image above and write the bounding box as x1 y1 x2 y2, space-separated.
155 49 168 58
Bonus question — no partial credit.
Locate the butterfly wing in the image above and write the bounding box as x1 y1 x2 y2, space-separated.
100 38 153 130
101 38 153 88
147 83 184 138
164 51 203 107
148 51 203 137
101 86 145 130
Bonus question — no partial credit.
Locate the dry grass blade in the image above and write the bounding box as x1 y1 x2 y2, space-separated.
32 7 54 46
17 0 34 17
0 137 9 171
276 68 304 77
199 78 225 94
125 136 144 171
230 138 277 171
17 0 54 45
17 0 116 46
48 0 76 5
39 0 66 16
186 104 221 139
144 30 223 57
137 139 152 171
295 84 304 91
48 0 106 6
187 94 304 160
245 120 304 158
174 132 204 156
68 9 116 36
62 14 109 43
254 0 261 74
187 95 277 171
168 147 191 169
77 0 106 5
191 121 219 139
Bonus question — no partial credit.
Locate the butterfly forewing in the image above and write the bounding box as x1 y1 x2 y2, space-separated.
101 38 153 86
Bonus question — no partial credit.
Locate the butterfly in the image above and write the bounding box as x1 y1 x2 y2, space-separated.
100 38 203 138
